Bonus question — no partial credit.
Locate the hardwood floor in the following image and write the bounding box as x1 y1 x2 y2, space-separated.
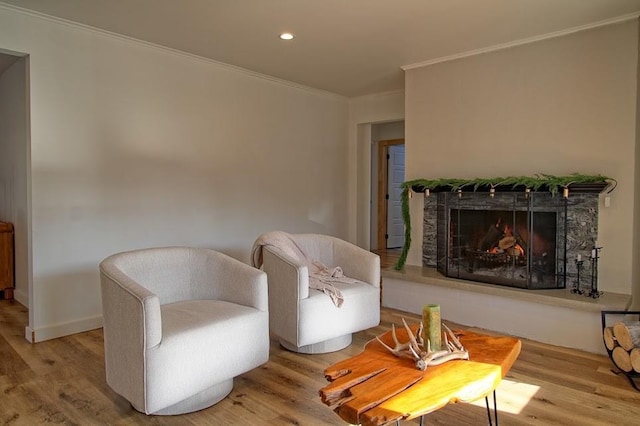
2 299 640 425
372 248 402 270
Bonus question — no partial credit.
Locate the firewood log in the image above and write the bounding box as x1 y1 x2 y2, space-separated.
478 219 503 251
514 232 527 252
631 348 640 374
612 346 633 372
603 327 617 351
498 236 516 250
612 321 640 351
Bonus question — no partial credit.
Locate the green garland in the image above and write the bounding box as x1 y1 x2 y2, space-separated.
394 173 614 270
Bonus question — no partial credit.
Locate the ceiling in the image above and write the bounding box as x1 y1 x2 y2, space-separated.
3 0 640 97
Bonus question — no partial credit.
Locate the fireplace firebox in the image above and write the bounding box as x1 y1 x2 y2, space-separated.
436 192 566 289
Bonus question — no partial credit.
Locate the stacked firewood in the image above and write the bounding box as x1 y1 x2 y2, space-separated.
604 321 640 373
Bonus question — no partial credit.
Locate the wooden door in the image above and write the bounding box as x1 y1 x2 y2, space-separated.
377 139 405 250
386 144 405 248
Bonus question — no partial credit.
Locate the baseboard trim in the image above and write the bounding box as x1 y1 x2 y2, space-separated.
12 288 28 306
26 315 103 343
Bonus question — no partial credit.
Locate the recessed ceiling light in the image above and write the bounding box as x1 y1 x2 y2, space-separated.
279 33 294 40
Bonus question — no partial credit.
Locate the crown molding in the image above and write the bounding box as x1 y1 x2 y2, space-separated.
402 12 640 71
0 2 347 100
348 88 404 102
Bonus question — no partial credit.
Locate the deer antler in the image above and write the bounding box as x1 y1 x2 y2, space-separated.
376 324 415 359
377 319 469 371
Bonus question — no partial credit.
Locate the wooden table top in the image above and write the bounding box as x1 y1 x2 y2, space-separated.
319 325 521 426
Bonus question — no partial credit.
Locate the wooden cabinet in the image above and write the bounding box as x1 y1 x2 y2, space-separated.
0 221 14 291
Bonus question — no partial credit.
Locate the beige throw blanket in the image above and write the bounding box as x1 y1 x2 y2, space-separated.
251 231 357 307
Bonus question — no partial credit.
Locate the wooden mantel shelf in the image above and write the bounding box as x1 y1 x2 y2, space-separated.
409 181 612 194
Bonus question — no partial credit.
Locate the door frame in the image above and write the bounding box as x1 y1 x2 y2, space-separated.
376 139 404 250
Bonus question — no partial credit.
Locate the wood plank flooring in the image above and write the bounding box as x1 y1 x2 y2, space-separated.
372 248 401 269
2 299 640 425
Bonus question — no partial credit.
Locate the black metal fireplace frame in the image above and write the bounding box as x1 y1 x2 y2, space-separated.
418 182 611 290
436 191 569 290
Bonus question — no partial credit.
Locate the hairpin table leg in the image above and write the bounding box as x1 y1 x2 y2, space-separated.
485 390 498 426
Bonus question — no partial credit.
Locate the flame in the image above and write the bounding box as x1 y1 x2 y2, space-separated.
486 242 525 256
482 224 526 256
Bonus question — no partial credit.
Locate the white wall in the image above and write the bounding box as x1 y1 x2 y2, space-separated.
371 121 405 143
634 36 640 310
0 54 30 306
348 91 405 248
0 6 349 341
404 20 639 298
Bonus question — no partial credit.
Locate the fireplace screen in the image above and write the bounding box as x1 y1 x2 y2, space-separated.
437 192 567 289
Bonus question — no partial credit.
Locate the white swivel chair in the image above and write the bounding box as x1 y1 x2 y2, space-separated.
99 247 269 415
258 233 380 354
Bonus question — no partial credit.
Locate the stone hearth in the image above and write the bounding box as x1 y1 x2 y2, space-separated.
381 265 631 354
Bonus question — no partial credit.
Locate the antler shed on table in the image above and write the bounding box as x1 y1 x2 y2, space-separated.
376 319 469 371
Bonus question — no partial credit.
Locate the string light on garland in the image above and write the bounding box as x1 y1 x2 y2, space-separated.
489 185 496 198
563 187 569 198
424 188 430 197
525 188 531 199
457 188 462 198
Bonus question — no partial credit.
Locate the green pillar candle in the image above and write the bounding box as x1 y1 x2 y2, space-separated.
421 304 441 351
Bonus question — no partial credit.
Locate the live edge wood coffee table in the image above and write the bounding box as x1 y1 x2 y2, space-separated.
320 325 521 425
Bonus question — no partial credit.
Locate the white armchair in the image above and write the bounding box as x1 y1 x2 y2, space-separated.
99 247 269 415
259 233 380 354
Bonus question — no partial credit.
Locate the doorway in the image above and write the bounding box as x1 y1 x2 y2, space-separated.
0 50 31 316
376 139 405 250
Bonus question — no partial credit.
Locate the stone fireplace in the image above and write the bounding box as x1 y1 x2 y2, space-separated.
383 180 627 355
421 185 606 290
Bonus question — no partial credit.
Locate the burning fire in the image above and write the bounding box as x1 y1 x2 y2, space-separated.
487 243 524 256
487 224 525 256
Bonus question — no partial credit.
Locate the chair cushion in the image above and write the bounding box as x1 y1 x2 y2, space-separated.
297 281 380 347
144 300 268 413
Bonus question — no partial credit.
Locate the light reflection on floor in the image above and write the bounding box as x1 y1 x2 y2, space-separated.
468 379 541 415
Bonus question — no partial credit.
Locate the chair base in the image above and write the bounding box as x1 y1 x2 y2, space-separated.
141 379 234 415
280 334 352 354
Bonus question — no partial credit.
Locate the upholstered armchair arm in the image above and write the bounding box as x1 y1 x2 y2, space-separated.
262 246 309 346
262 246 309 300
100 263 162 411
196 250 268 311
331 238 381 288
100 264 163 349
